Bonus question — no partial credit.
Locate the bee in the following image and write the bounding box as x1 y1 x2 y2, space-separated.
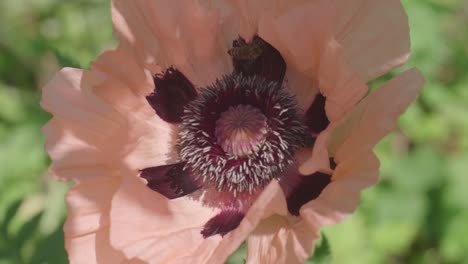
228 37 266 61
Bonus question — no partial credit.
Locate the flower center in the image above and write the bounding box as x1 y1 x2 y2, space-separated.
215 105 268 157
179 74 309 195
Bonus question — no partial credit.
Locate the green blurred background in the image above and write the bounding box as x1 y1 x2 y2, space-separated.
0 0 467 263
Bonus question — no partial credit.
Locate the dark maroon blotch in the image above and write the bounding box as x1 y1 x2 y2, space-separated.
302 134 317 148
305 94 330 135
230 36 286 84
284 172 332 216
146 67 197 123
330 158 337 170
201 210 245 238
140 162 200 199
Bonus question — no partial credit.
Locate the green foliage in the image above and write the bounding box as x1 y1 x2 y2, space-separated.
0 1 112 263
0 0 467 263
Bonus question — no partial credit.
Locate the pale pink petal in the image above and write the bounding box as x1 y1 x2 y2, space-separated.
229 0 315 41
318 40 369 122
41 68 128 181
249 69 424 261
111 0 231 86
300 68 423 175
109 176 289 264
93 53 179 169
179 182 289 263
257 0 336 110
331 68 425 159
121 115 179 171
202 0 311 50
42 118 102 181
41 68 125 143
42 64 178 179
297 124 337 176
90 47 155 104
64 176 126 263
283 68 320 113
301 68 424 227
246 216 319 264
245 151 378 263
229 0 274 42
257 1 368 123
108 174 219 264
89 48 179 170
206 181 288 262
301 152 379 224
332 0 411 81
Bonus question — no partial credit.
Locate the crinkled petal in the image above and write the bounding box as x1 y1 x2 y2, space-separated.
89 49 179 169
246 216 319 264
299 68 423 175
302 68 424 226
109 177 289 264
257 0 368 124
229 0 275 42
318 40 369 122
42 118 102 181
42 60 178 180
231 0 410 82
121 116 179 171
300 152 380 226
257 0 336 110
244 152 378 263
108 175 219 264
330 68 425 158
41 68 127 181
64 176 126 263
41 68 125 144
90 47 156 107
297 125 336 176
205 181 288 263
247 69 423 261
111 0 231 86
333 0 411 81
230 0 312 42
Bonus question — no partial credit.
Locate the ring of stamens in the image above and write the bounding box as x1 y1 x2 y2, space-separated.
179 74 308 195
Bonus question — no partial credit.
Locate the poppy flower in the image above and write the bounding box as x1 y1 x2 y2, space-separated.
42 0 424 263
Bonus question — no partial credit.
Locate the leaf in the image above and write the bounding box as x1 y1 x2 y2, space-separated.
226 242 246 264
307 234 331 264
1 199 23 239
390 146 445 192
15 212 43 248
30 225 68 264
